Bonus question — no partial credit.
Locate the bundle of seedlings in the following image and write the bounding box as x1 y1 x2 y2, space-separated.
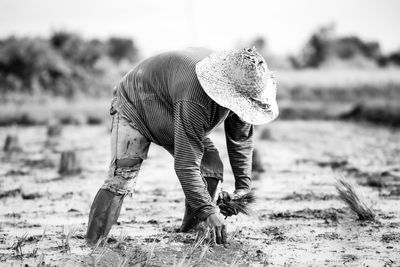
335 176 375 221
217 191 256 218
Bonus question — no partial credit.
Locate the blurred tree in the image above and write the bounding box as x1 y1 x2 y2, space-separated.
50 31 105 68
0 33 140 97
107 37 138 63
301 24 335 68
334 36 381 61
293 23 382 69
379 49 400 67
0 37 70 93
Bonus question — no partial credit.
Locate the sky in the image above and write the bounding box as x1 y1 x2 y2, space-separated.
0 0 399 56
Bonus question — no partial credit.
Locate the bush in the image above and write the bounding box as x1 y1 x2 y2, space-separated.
0 33 141 98
0 37 71 93
107 37 139 63
293 24 383 69
51 31 106 68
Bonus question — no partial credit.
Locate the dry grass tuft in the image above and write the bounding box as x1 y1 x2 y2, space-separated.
60 226 77 253
173 231 211 267
335 176 375 221
11 233 28 257
120 246 151 267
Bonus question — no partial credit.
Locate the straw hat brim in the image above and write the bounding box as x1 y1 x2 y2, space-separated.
195 59 279 125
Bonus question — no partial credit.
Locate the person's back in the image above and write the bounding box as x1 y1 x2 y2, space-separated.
112 47 229 146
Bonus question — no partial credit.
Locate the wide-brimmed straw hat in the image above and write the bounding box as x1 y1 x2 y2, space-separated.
196 48 279 125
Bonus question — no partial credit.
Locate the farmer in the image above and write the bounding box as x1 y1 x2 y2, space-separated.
86 47 278 245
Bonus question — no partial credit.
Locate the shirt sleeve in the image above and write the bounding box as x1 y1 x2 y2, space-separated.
173 100 218 220
224 112 254 190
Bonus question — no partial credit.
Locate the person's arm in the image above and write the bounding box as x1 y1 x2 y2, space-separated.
224 112 254 192
173 100 218 220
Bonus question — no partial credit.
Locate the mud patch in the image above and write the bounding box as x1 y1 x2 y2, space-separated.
342 254 358 263
0 188 21 198
23 158 55 169
281 191 338 201
381 233 400 243
4 169 29 176
261 226 285 241
1 122 399 266
316 232 342 240
268 208 344 222
380 186 400 198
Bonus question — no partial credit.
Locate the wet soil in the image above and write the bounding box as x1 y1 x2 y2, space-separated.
0 120 399 266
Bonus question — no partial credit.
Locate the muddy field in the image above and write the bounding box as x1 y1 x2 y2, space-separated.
0 120 399 266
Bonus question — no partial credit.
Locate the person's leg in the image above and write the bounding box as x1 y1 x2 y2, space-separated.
86 113 150 245
180 137 224 232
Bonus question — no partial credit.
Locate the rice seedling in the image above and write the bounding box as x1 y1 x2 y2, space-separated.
11 233 28 257
217 191 256 218
60 226 77 253
88 239 109 266
114 231 129 251
172 230 212 267
89 235 108 256
229 254 241 267
35 253 46 267
188 231 209 255
120 245 152 267
145 242 156 266
26 247 38 258
335 176 375 221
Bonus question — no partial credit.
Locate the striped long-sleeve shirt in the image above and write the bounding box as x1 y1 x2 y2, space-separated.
111 47 253 220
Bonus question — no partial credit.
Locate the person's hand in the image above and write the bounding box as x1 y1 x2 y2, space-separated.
205 213 227 245
233 188 251 199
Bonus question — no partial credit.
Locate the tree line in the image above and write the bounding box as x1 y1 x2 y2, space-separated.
1 26 400 97
0 31 139 97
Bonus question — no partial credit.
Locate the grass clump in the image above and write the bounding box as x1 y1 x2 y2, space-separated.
335 176 375 221
173 231 211 267
11 233 28 257
60 226 77 253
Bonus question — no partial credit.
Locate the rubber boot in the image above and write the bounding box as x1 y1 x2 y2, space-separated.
86 189 124 246
179 177 219 232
